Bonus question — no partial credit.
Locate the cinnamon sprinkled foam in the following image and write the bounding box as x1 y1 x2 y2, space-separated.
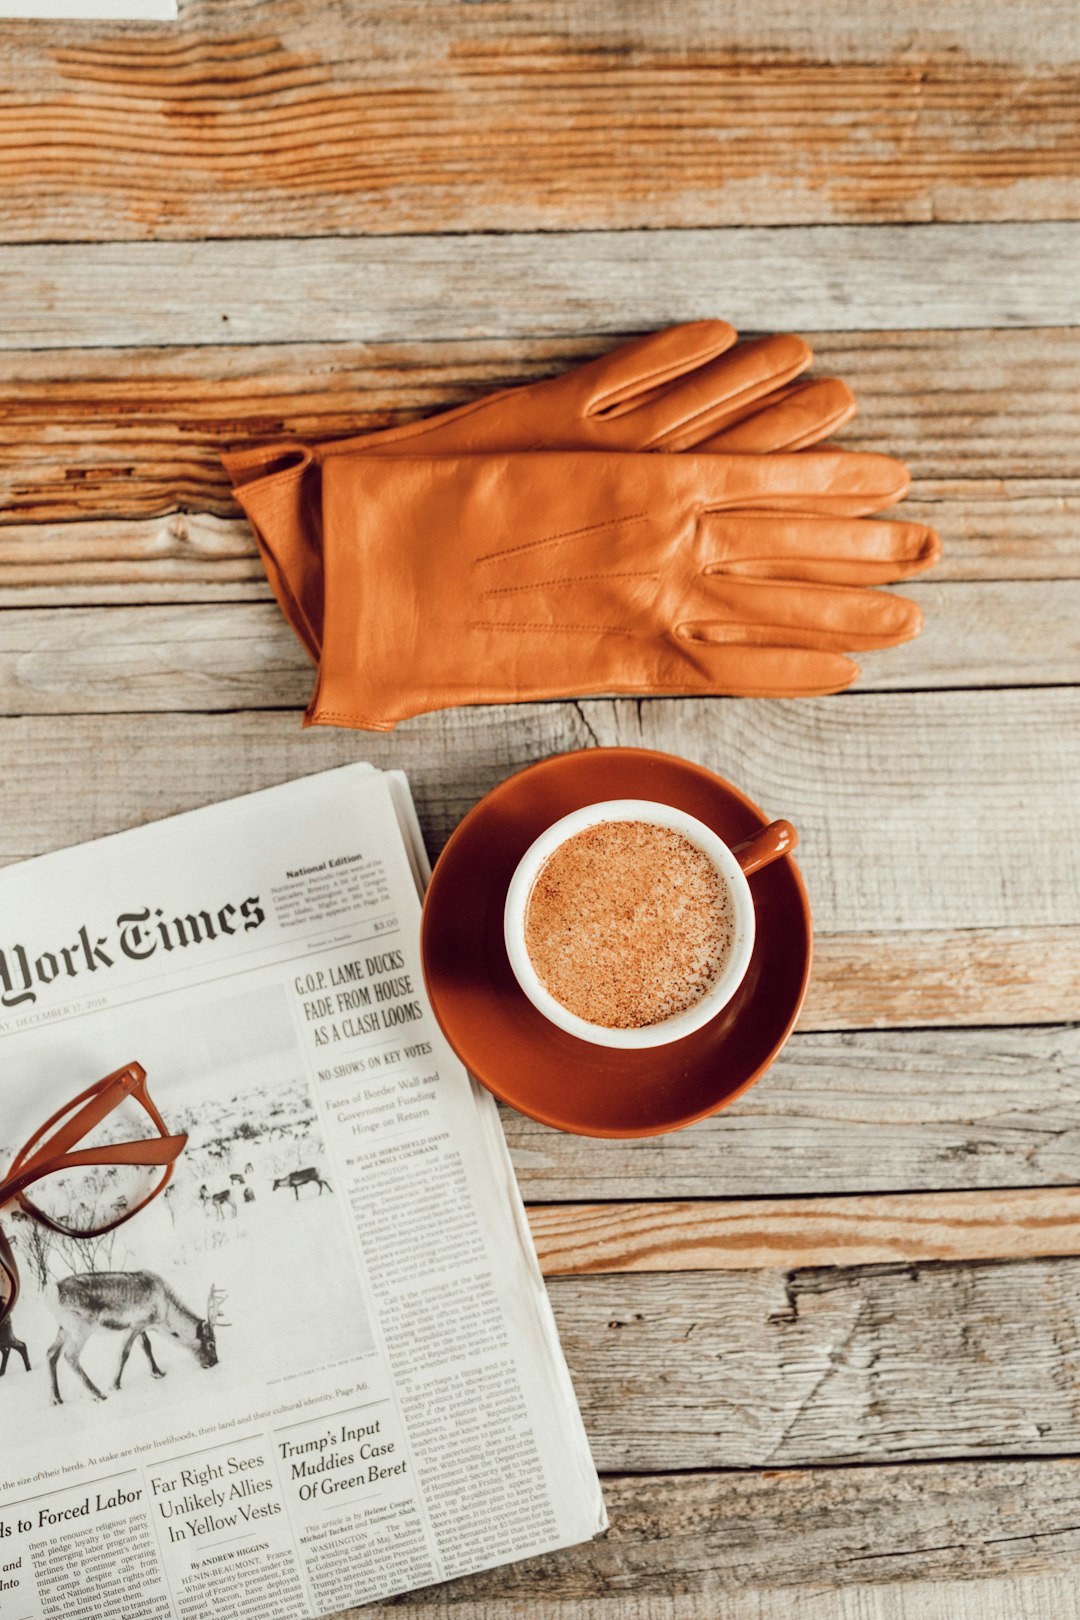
523 820 734 1029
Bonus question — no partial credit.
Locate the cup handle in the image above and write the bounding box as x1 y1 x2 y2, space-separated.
730 819 798 877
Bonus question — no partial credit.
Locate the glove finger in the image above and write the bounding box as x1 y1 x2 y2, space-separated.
700 512 940 584
620 334 812 449
700 378 857 454
579 321 739 416
646 639 861 697
678 576 924 652
346 328 744 457
693 448 911 517
305 324 744 460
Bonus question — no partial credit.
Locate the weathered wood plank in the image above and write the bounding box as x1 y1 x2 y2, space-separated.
548 1259 1080 1467
1 1 1079 242
528 1187 1080 1275
0 694 1075 942
351 1461 1080 1614
0 707 1072 1027
0 517 265 597
576 913 1045 1033
902 482 1080 583
1 331 1078 540
804 927 1080 1030
353 1576 1080 1620
0 582 1071 713
504 1026 1080 1199
3 227 1079 351
582 691 1080 935
0 603 314 713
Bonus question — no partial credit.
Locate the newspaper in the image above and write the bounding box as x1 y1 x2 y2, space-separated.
0 2 176 19
0 763 605 1620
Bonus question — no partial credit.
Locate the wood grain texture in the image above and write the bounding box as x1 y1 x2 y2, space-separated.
857 580 1080 690
804 926 1080 1030
505 1026 1080 1200
0 516 267 598
350 1577 1080 1620
0 582 1072 713
348 1460 1080 1613
3 227 1079 351
528 1187 1080 1275
0 603 315 713
548 1259 1080 1467
1 1 1079 242
905 481 1080 583
0 693 1075 941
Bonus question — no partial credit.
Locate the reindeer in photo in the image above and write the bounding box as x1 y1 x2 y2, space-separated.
199 1184 238 1219
48 1273 227 1404
0 1309 29 1375
273 1166 332 1200
0 1225 29 1375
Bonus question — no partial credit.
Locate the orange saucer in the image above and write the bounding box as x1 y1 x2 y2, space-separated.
420 748 812 1138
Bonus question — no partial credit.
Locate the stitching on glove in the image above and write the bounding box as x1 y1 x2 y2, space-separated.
480 571 659 597
474 513 648 565
469 621 634 636
308 709 396 731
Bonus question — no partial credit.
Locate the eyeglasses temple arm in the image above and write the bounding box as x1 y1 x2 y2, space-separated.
0 1133 188 1209
10 1068 147 1180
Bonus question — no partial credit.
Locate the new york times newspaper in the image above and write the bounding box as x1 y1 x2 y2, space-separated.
0 764 605 1619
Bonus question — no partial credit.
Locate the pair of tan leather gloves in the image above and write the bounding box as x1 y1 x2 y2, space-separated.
222 322 939 731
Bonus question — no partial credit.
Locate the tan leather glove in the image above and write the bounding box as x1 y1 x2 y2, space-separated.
307 449 940 731
221 323 856 660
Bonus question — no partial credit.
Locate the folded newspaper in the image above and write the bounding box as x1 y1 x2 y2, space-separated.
0 764 605 1620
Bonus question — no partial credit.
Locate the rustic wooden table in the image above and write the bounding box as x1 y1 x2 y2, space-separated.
3 3 1080 1616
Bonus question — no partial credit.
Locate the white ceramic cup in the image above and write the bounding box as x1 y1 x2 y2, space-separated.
503 799 794 1050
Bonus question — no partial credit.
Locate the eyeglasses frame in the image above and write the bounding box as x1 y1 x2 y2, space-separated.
0 1062 187 1322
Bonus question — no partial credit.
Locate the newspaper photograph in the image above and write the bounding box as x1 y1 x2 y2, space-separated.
0 764 606 1620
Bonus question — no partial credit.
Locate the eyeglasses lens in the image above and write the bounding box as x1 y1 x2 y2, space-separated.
21 1088 169 1234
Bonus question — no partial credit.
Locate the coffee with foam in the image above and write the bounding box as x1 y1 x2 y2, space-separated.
522 819 735 1030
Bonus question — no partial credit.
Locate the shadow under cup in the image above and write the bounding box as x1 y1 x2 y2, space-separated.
420 748 812 1138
